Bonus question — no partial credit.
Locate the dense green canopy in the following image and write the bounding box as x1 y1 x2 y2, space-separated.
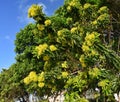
0 0 120 102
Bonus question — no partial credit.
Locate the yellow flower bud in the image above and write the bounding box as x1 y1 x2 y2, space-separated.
44 19 51 26
38 82 45 88
49 45 57 51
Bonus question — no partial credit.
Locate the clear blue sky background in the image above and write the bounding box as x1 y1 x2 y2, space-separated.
0 0 64 72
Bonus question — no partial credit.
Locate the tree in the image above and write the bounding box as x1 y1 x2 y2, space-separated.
0 0 120 102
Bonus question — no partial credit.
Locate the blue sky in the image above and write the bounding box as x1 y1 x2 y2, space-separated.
0 0 64 71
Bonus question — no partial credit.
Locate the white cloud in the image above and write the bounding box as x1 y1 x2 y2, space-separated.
5 35 10 40
50 0 57 2
4 35 13 42
38 2 48 14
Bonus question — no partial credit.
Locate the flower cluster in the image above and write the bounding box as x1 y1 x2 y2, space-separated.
37 24 45 31
88 67 101 78
38 72 45 88
62 61 68 68
28 4 41 17
35 43 48 56
24 71 37 85
43 55 50 61
98 6 108 14
67 0 80 11
24 71 45 88
62 71 69 78
83 3 91 9
44 19 51 26
71 27 78 33
49 45 57 51
79 54 86 67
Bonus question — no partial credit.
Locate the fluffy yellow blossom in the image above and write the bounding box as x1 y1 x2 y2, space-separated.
38 71 45 82
97 13 109 21
57 30 63 36
86 40 92 46
89 67 100 78
37 24 45 31
81 62 86 67
71 27 77 33
91 50 97 56
49 45 57 51
35 43 48 56
92 20 97 25
79 54 85 63
85 33 95 41
44 19 51 26
62 72 69 78
98 6 108 14
28 4 41 17
67 6 72 12
66 17 72 24
79 55 86 68
98 79 109 87
40 71 45 77
82 45 89 52
69 1 76 7
43 55 50 61
38 76 44 82
38 82 45 88
52 86 56 92
62 61 68 68
24 76 31 85
83 3 91 9
28 71 38 82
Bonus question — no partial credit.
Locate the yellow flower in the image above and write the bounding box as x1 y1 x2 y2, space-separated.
86 40 92 46
52 86 56 92
29 71 38 82
67 6 71 12
23 76 31 85
47 84 52 88
69 1 76 7
57 30 63 36
28 4 41 17
62 72 69 78
40 71 45 77
85 33 95 41
62 61 68 68
81 62 86 67
98 79 109 87
49 45 57 51
38 76 44 82
43 55 50 61
89 67 100 78
79 54 85 63
91 50 97 56
97 13 109 21
92 20 97 25
71 27 77 33
79 55 86 67
35 43 48 56
98 6 108 14
83 3 91 9
37 24 44 31
44 19 51 26
38 82 45 88
82 45 89 52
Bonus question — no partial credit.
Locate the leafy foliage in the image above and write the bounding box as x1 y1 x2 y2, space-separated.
0 0 120 102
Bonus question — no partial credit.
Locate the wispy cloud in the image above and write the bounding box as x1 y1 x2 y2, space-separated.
38 2 48 14
17 1 47 24
4 35 13 42
49 0 57 2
